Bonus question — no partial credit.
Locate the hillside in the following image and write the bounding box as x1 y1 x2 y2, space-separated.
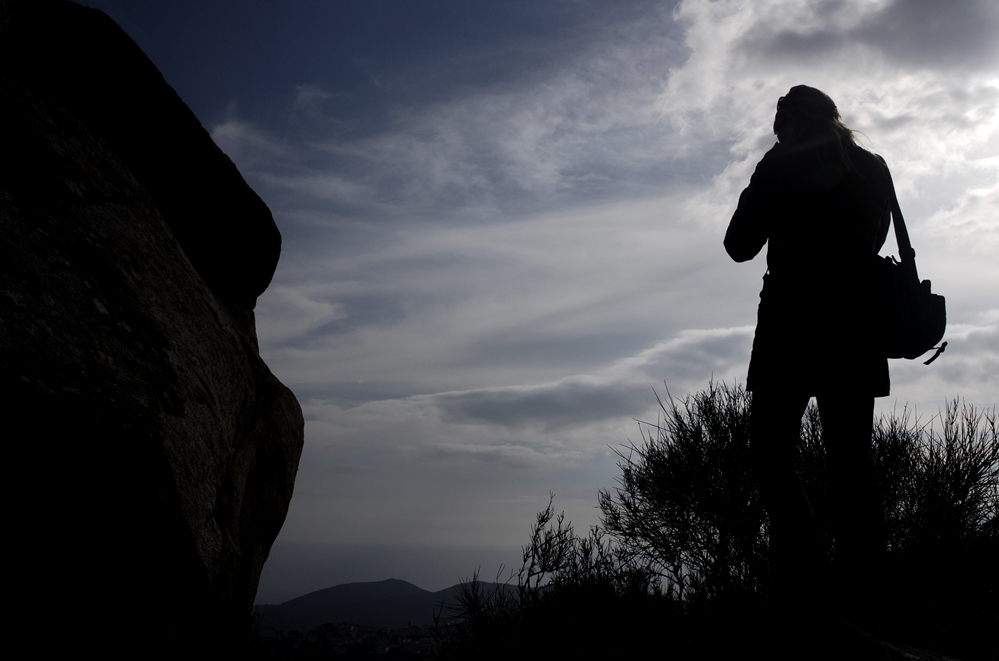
255 578 512 631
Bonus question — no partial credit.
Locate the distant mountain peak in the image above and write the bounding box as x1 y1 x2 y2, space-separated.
255 578 513 631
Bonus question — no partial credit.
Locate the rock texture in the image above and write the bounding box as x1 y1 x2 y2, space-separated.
1 1 304 656
2 0 281 310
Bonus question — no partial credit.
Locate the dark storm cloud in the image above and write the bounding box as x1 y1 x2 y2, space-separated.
448 332 658 371
739 0 999 70
859 0 999 69
197 0 702 227
864 110 919 134
430 327 754 432
81 0 682 130
924 324 999 393
434 379 649 432
755 26 847 60
635 331 752 382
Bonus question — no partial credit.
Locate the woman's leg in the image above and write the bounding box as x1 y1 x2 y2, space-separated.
815 393 886 601
750 389 824 605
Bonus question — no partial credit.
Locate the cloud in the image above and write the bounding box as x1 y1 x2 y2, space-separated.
211 115 292 169
859 0 999 70
75 0 999 597
432 326 753 432
723 0 999 71
882 311 999 416
660 0 999 173
250 191 760 415
211 6 712 224
255 285 347 345
434 379 647 432
238 0 999 429
304 326 753 450
211 0 998 557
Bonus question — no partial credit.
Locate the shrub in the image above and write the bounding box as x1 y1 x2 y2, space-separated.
599 383 998 603
434 497 671 660
440 383 998 657
598 382 767 604
877 401 998 549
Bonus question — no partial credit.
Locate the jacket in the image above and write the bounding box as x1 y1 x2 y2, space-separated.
725 137 892 396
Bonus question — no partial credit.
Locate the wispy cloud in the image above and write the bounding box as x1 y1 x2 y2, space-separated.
431 326 753 432
205 0 999 553
212 7 708 222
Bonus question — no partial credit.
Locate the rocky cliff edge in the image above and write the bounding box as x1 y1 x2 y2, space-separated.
1 1 305 656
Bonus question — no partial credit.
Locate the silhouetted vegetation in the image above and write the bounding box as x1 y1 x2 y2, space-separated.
600 382 998 602
436 382 998 660
599 383 765 605
434 499 678 660
247 621 437 660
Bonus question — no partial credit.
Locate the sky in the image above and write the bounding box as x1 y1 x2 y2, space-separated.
77 0 998 603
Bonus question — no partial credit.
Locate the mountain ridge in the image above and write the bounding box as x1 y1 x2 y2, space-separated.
255 578 512 631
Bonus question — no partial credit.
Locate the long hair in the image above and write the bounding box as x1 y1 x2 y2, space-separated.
774 85 861 173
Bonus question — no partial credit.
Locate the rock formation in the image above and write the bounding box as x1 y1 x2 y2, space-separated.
1 1 304 656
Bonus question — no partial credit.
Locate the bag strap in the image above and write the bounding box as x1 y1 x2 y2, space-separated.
879 157 919 281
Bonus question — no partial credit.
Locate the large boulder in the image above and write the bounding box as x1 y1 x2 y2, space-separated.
1 1 304 656
2 0 281 310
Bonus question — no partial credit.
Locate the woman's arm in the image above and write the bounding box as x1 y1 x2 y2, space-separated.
724 150 778 262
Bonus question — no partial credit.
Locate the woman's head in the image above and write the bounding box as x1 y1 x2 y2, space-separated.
773 85 853 147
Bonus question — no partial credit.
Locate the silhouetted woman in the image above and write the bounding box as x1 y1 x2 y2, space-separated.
724 85 890 609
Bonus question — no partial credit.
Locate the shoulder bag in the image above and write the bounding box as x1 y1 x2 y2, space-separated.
872 163 947 364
